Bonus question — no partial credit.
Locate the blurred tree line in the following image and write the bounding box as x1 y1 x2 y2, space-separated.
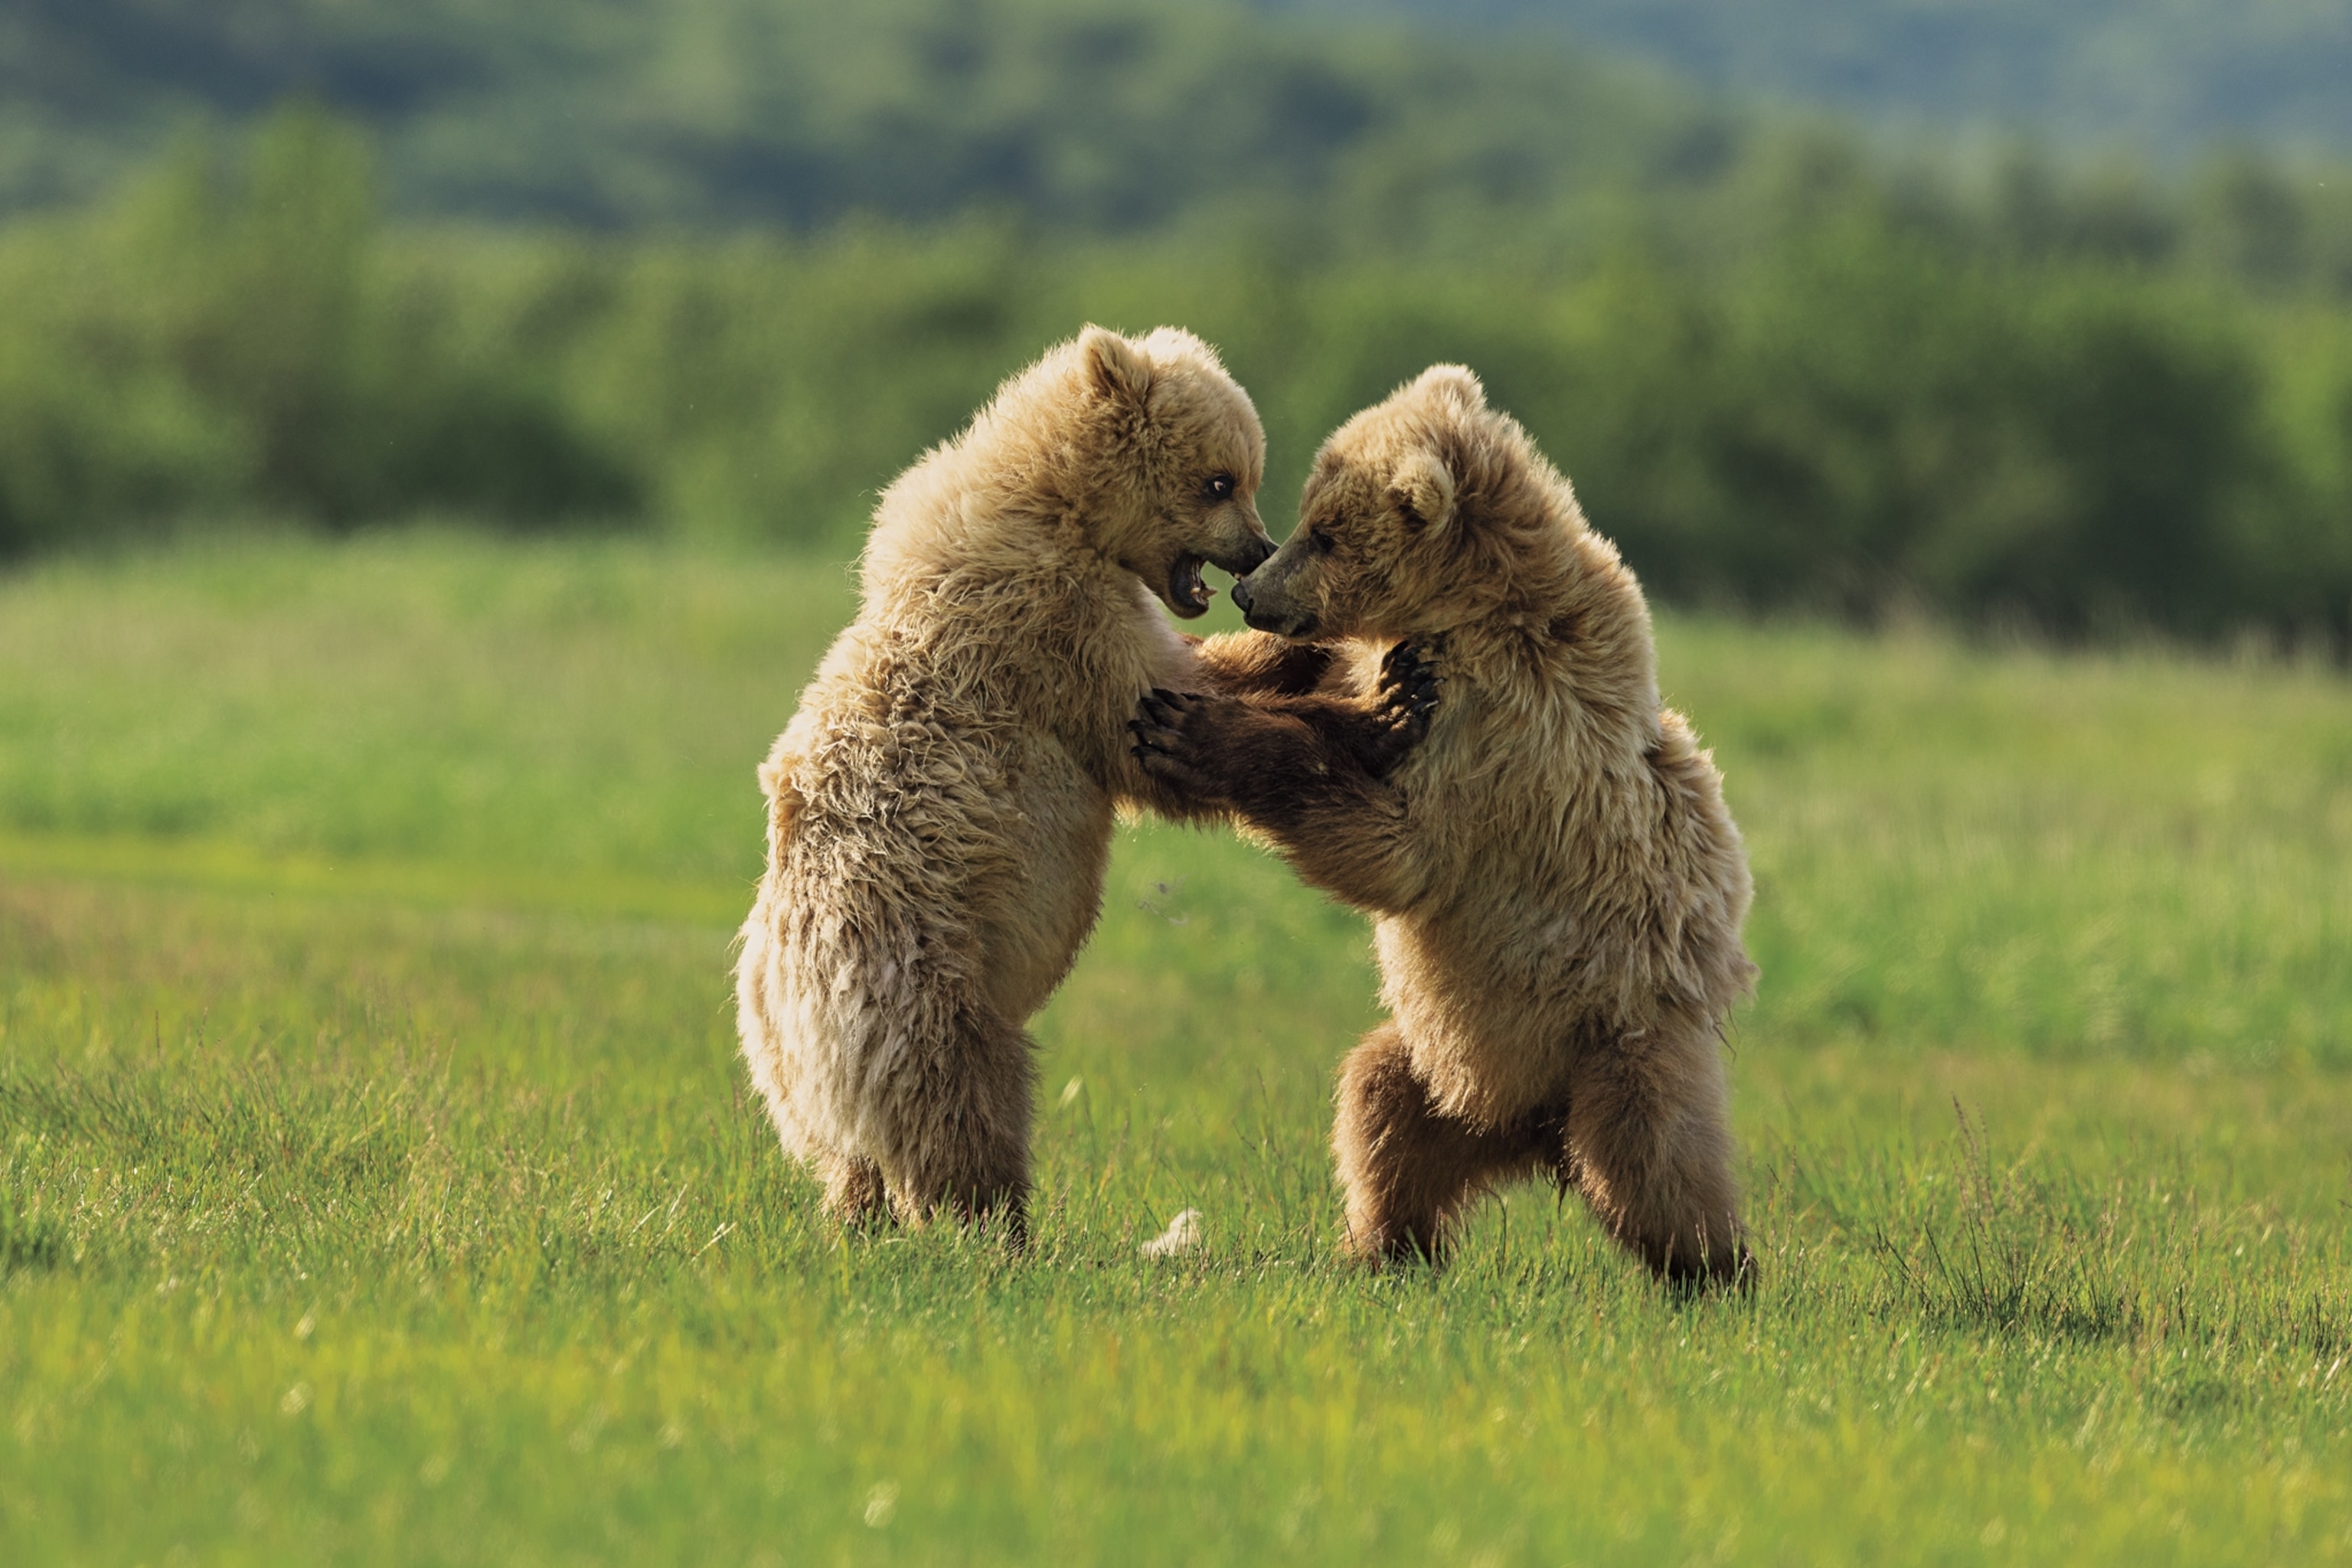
4 96 2352 644
1296 0 2352 158
0 0 1721 234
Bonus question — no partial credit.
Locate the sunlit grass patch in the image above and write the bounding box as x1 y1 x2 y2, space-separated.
3 535 2351 1563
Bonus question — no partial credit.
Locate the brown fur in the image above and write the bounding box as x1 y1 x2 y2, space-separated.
734 326 1277 1241
1134 365 1757 1285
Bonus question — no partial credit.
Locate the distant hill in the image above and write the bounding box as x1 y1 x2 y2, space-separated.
7 0 2348 286
1299 0 2352 156
0 0 1737 238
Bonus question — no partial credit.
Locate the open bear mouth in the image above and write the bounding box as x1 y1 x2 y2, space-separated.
1163 553 1214 618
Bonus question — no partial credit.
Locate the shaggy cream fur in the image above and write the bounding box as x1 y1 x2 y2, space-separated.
1135 365 1757 1284
734 326 1274 1238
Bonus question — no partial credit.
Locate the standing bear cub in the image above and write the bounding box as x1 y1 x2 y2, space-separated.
737 326 1315 1241
1133 365 1757 1285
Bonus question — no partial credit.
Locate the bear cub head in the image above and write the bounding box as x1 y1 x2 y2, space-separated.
1235 364 1559 642
1070 325 1274 619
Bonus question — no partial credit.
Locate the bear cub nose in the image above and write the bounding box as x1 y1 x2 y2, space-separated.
1230 577 1256 612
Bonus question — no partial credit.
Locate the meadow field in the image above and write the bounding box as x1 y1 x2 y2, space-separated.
3 531 2350 1564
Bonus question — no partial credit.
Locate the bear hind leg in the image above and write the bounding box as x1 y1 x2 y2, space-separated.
873 994 1037 1249
1334 1021 1557 1267
1564 1014 1749 1289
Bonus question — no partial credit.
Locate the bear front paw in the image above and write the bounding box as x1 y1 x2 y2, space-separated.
1129 688 1229 802
1365 640 1442 777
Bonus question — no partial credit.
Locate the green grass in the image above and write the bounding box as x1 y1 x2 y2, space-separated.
3 531 2350 1564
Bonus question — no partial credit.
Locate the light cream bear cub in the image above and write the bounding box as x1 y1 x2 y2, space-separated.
734 326 1277 1242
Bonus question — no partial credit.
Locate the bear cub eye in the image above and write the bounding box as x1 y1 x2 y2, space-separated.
1307 524 1337 554
1204 473 1236 502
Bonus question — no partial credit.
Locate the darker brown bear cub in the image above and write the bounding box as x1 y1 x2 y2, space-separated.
1134 365 1756 1286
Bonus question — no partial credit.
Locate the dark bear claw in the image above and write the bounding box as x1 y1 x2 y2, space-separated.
1369 640 1442 768
1130 689 1214 795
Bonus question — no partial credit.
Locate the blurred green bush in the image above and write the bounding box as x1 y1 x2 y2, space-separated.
0 109 635 550
2 107 2349 648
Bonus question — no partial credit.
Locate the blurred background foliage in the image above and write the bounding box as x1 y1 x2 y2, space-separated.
1289 0 2352 157
2 0 2352 645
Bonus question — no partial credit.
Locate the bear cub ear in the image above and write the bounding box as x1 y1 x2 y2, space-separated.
1413 364 1486 413
1080 325 1155 407
1390 449 1456 531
